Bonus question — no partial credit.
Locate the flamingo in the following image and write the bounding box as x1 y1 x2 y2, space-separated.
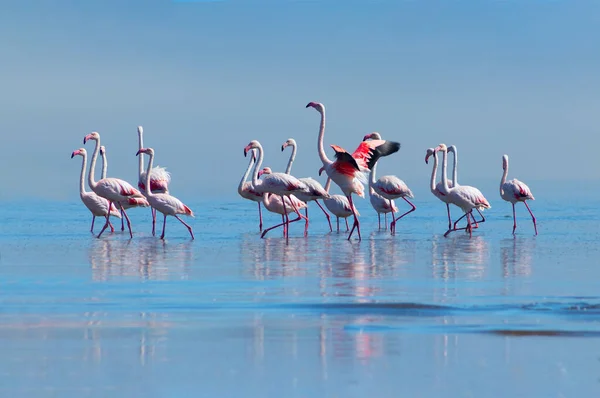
425 145 484 230
434 144 491 237
136 147 194 239
306 101 400 240
83 132 150 238
500 154 537 235
137 126 171 237
281 138 332 232
363 132 415 234
243 140 309 239
71 148 121 233
318 167 359 232
238 148 264 231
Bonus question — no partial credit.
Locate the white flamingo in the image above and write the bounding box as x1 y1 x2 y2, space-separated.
243 140 309 238
306 102 400 240
281 138 332 232
500 154 537 235
434 144 491 237
137 147 194 239
425 145 484 230
238 148 264 231
83 132 150 238
318 167 359 232
363 132 415 234
71 148 121 233
137 126 171 236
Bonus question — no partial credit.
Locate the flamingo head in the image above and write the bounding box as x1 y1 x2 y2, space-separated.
435 143 448 153
258 167 272 178
244 140 260 157
362 132 382 141
425 148 435 164
71 148 86 158
305 102 324 112
281 138 296 151
448 145 456 154
136 147 154 156
137 126 143 135
99 146 106 156
502 154 509 170
83 131 99 144
318 166 325 176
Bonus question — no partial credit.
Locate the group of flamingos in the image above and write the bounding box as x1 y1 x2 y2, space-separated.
239 101 538 241
71 128 195 240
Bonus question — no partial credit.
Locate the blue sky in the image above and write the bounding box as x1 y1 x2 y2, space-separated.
1 0 599 200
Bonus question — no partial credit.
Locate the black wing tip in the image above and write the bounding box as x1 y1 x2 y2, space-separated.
366 141 401 170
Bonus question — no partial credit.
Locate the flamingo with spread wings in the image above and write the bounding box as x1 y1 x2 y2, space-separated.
306 102 400 240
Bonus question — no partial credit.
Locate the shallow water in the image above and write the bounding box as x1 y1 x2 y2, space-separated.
1 195 599 397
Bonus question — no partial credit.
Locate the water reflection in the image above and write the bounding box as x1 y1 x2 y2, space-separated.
88 238 193 281
431 235 490 281
500 237 535 277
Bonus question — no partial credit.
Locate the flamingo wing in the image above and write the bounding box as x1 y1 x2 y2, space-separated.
512 179 534 200
351 139 401 170
331 145 361 172
151 194 194 217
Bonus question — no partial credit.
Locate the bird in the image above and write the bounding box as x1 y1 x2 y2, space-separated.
306 101 400 240
137 126 171 237
500 154 537 235
318 167 359 232
71 148 121 233
281 138 332 232
136 147 194 240
433 144 491 237
243 140 309 239
238 148 264 231
425 145 484 230
363 132 415 234
83 132 150 238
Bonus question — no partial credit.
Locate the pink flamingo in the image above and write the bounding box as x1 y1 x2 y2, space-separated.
83 132 150 238
306 102 400 240
363 133 415 234
137 126 171 236
434 144 491 237
500 154 537 235
318 167 359 232
243 140 309 239
137 147 194 239
238 149 264 231
71 148 121 233
281 138 332 232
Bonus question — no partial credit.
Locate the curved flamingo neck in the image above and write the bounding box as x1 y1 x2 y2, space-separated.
79 152 87 196
284 141 297 174
138 129 144 178
440 149 451 193
239 149 255 195
87 138 100 191
250 143 264 188
324 177 332 193
429 152 439 193
316 108 332 167
451 148 458 186
262 192 272 207
101 150 107 180
144 151 155 197
500 158 509 196
369 161 378 187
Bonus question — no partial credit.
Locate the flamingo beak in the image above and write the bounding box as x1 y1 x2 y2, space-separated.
281 143 287 151
318 167 324 176
425 154 430 164
362 134 371 141
243 145 251 157
136 149 142 156
70 150 78 158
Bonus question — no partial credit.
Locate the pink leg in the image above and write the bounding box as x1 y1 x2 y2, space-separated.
384 213 388 230
97 202 113 238
109 220 115 233
160 214 167 239
377 213 381 230
315 200 332 232
512 203 517 234
390 197 416 235
346 195 361 241
258 202 263 232
120 204 134 238
523 201 537 235
446 203 452 230
336 217 340 232
120 208 125 231
282 215 286 237
467 211 473 237
345 218 349 231
90 216 95 233
304 207 309 236
152 208 157 236
389 199 396 234
174 215 194 240
261 197 303 238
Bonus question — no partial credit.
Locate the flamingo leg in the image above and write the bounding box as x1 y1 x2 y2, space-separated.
282 215 286 237
160 214 167 239
288 198 309 237
97 202 113 238
91 216 95 233
377 213 381 230
174 215 195 240
346 195 361 241
512 203 517 235
120 208 125 231
467 211 473 237
391 197 417 235
304 207 309 236
109 220 115 233
120 204 134 238
336 217 340 232
258 202 263 232
471 208 485 229
152 207 157 236
446 203 452 230
261 212 302 239
384 213 388 230
315 200 332 232
345 218 349 231
389 199 396 234
261 197 301 239
523 201 538 235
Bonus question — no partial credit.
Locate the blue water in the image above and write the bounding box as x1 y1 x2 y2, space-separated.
1 192 599 397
